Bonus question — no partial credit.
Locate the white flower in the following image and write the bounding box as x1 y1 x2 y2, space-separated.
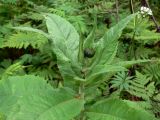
140 6 152 16
148 10 153 15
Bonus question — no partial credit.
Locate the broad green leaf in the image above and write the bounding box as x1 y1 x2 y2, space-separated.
115 59 153 67
83 14 97 49
93 13 137 66
0 75 83 120
123 100 152 110
87 99 156 120
0 113 5 120
86 65 127 85
83 27 96 49
45 13 81 84
57 60 82 88
45 13 79 62
85 14 137 87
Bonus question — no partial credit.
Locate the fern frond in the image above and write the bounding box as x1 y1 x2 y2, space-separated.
28 66 60 81
134 30 160 44
2 62 23 75
152 94 160 118
125 29 160 44
0 59 12 69
67 15 87 34
135 46 155 59
48 8 65 17
153 94 160 102
98 82 110 97
18 12 44 21
143 63 160 85
0 0 17 4
0 36 4 48
110 71 133 91
19 44 58 81
125 18 160 44
0 60 24 79
20 54 33 64
3 32 48 49
128 71 155 100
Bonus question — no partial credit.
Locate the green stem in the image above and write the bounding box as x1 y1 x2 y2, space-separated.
78 34 84 64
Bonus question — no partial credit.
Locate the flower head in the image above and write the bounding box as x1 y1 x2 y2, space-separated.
140 6 152 16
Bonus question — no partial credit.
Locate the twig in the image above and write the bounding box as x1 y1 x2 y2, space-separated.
130 0 134 14
143 0 160 32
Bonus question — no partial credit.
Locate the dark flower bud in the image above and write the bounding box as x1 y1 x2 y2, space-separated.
84 48 95 58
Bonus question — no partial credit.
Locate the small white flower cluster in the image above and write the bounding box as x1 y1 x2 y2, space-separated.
140 6 153 16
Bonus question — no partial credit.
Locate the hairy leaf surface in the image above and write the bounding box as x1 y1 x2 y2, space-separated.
0 75 83 120
87 99 156 120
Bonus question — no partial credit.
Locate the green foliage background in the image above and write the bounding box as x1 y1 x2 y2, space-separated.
0 0 160 119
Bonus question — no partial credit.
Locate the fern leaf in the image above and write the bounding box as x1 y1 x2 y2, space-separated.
1 62 24 79
28 66 60 81
1 0 17 4
110 71 133 91
128 71 155 100
3 32 48 49
143 64 160 85
135 46 155 59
